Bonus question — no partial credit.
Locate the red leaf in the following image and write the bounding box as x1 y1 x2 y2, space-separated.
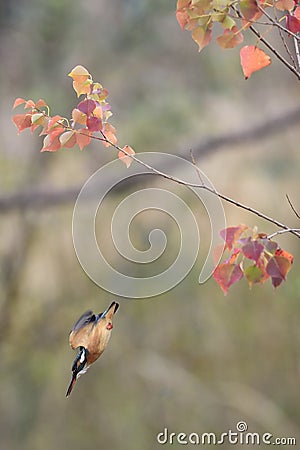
240 46 271 79
266 255 292 287
41 132 62 152
213 263 244 295
176 10 189 30
13 98 26 109
242 239 264 263
77 99 97 116
220 225 247 250
47 115 64 131
35 99 48 108
25 100 35 109
12 113 33 132
87 116 103 132
118 145 135 168
286 14 300 33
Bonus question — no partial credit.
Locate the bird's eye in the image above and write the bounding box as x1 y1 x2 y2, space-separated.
106 322 113 330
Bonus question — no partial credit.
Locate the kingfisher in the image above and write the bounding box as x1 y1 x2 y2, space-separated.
66 301 119 397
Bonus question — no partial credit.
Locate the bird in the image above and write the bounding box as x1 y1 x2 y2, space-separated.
66 301 119 397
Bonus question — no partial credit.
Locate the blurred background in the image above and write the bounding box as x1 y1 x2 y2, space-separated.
0 1 300 449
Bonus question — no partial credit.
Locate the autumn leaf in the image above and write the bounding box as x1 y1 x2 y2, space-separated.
240 46 271 79
59 131 77 148
192 25 212 52
244 264 265 287
118 145 135 168
217 27 244 49
102 122 117 147
220 225 248 250
68 65 92 97
266 254 293 287
275 248 294 264
76 129 91 150
68 65 90 82
13 98 26 109
286 14 300 33
275 0 295 11
241 238 264 263
213 263 244 295
87 116 103 132
72 108 87 126
77 99 97 116
240 0 262 20
12 113 33 133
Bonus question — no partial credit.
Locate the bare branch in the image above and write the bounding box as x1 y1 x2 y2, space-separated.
267 228 300 239
286 194 300 219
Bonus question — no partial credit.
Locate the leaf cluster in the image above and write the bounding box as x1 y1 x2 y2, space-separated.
176 0 300 78
12 65 135 166
213 225 294 294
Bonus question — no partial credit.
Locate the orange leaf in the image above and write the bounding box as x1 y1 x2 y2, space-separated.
240 46 271 79
102 122 117 147
275 0 295 11
275 248 294 264
68 65 90 81
76 129 91 150
118 145 135 168
72 108 87 126
217 27 244 49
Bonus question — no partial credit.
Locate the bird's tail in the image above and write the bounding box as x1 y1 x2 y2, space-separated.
66 373 77 398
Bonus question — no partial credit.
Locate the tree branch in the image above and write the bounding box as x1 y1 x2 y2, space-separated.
2 106 300 241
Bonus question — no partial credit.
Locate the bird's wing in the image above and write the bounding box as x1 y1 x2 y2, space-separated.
71 310 96 332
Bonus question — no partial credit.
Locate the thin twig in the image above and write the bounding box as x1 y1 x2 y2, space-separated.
293 36 300 70
104 136 300 240
257 4 300 41
286 194 300 219
267 228 300 239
